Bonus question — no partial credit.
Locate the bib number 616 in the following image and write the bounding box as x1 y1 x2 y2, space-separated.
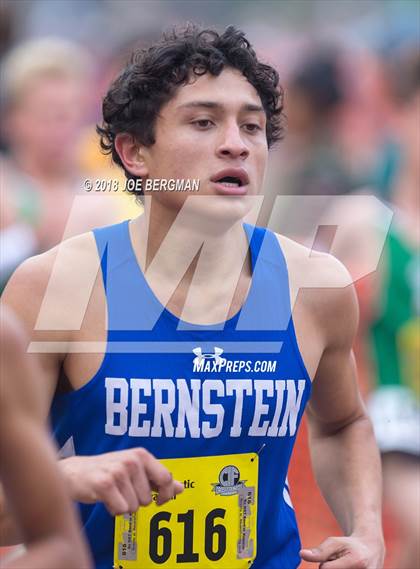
149 508 226 564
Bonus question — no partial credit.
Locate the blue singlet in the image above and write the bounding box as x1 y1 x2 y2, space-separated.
51 220 312 569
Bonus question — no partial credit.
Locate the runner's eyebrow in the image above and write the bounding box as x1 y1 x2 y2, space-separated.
178 101 265 113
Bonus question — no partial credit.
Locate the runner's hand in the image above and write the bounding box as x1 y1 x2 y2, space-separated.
60 448 184 515
300 534 385 569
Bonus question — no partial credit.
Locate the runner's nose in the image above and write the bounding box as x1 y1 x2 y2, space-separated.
216 123 249 160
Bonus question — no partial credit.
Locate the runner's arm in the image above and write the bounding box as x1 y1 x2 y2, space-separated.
1 253 64 544
302 261 385 568
0 307 92 567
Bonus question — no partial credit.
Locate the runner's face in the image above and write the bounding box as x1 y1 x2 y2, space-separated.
141 67 268 221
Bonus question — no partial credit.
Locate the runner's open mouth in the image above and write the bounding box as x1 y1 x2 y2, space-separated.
216 176 243 187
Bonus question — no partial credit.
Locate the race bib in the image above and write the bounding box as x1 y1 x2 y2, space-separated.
114 453 258 568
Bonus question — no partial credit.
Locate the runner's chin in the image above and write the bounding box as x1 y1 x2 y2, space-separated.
196 194 257 227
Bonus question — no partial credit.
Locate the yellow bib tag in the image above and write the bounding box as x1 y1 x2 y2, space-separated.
114 453 258 568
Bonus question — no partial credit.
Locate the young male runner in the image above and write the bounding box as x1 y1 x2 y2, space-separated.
2 26 385 569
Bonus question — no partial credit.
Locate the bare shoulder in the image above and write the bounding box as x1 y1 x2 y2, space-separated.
274 232 359 348
274 233 353 287
2 231 100 335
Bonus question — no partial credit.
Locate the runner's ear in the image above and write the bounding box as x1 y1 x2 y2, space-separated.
114 133 148 178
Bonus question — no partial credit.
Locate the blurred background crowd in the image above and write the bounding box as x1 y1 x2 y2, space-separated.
0 1 419 568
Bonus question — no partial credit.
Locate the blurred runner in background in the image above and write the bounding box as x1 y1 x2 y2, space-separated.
0 305 92 568
367 49 420 569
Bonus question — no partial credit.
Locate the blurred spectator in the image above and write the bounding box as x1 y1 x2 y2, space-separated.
0 38 121 289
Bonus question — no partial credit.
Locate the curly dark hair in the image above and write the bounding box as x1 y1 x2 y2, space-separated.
97 24 285 196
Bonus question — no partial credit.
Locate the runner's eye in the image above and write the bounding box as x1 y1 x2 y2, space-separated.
192 119 214 129
243 123 262 133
